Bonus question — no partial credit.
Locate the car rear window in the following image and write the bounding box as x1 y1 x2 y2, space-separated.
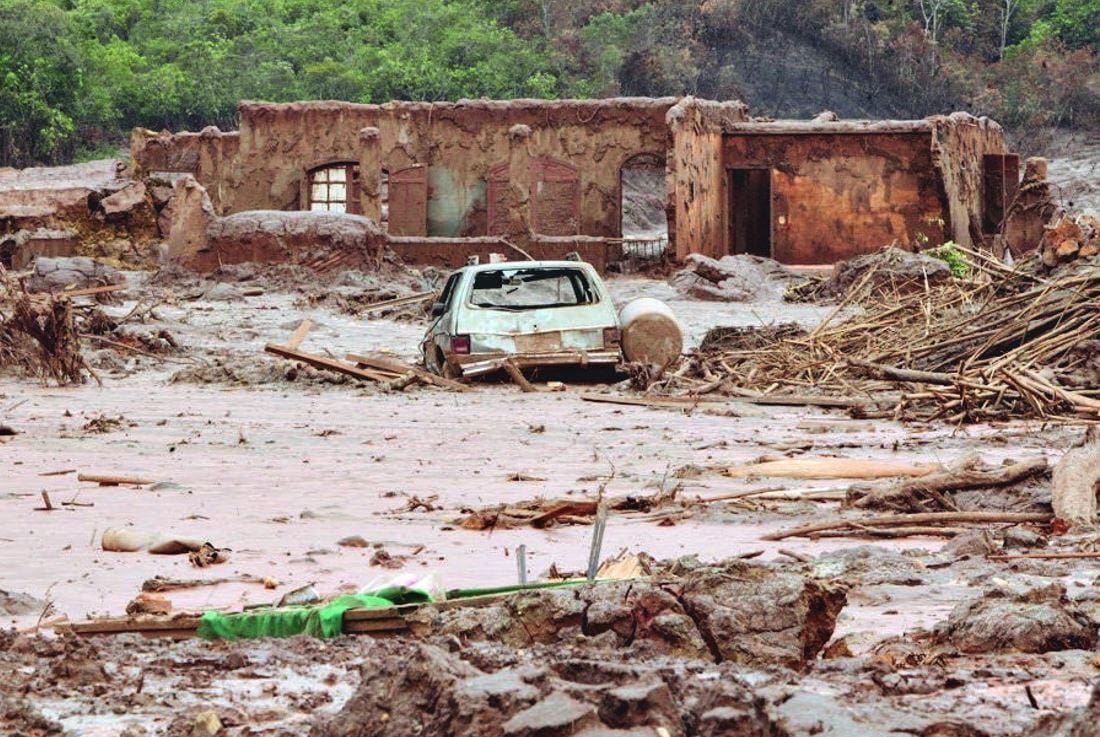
469 268 597 310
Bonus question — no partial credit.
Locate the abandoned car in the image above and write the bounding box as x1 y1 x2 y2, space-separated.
422 260 622 378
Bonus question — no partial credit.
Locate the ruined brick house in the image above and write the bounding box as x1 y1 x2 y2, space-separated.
129 96 1023 271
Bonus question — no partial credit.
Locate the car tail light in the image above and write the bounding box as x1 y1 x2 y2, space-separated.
603 327 622 346
451 335 471 354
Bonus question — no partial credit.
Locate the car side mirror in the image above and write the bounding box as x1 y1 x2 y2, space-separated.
430 301 445 317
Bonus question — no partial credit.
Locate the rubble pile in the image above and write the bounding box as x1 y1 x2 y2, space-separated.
655 249 1100 422
786 246 954 303
1040 210 1098 266
0 274 91 385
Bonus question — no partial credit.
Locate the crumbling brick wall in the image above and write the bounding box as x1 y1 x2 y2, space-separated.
668 97 749 260
930 113 1009 249
722 127 945 263
223 99 678 245
130 126 239 212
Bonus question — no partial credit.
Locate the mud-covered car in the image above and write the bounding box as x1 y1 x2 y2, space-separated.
421 260 622 378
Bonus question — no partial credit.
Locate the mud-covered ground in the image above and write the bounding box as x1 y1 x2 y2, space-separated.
1 267 1097 736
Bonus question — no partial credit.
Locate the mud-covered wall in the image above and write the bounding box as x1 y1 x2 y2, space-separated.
215 99 678 244
930 113 1008 248
131 127 239 212
669 98 749 260
722 131 946 264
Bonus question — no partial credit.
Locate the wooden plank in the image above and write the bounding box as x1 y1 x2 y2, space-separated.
77 473 154 486
31 284 125 300
346 352 471 393
286 319 314 351
66 615 203 635
579 392 876 410
362 291 435 314
502 359 538 393
579 393 726 409
265 344 398 382
341 618 407 634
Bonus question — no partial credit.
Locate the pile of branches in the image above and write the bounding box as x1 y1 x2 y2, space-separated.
0 271 91 385
655 249 1099 423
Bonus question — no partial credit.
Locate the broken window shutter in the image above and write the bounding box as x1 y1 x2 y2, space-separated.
487 162 511 236
531 157 580 236
387 165 428 236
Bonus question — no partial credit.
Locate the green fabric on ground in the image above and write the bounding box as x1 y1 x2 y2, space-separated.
197 585 432 641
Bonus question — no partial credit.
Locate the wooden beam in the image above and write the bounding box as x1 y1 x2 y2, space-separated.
502 359 538 393
578 392 871 410
362 291 435 314
762 511 1052 541
285 319 313 351
265 343 398 382
346 352 471 392
77 473 154 486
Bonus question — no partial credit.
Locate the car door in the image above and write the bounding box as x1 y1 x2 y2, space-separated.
423 270 463 370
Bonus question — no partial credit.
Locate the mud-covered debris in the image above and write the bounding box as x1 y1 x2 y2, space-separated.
1051 426 1100 526
938 583 1098 654
699 323 806 353
788 246 952 303
25 256 125 293
1024 681 1100 737
125 592 172 616
311 639 771 737
0 589 45 616
408 559 846 669
670 254 804 302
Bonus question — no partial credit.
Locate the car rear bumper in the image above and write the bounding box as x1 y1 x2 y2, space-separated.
457 350 622 377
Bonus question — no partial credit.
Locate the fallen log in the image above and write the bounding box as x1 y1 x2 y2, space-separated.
810 525 968 538
723 457 942 480
847 456 1049 511
762 511 1052 541
847 358 954 386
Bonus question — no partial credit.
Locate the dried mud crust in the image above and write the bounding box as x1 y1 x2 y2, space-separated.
2 624 1095 737
405 559 846 670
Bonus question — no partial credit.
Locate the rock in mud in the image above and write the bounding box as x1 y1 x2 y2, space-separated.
0 589 45 616
99 181 149 221
24 256 125 293
938 583 1097 654
407 560 846 669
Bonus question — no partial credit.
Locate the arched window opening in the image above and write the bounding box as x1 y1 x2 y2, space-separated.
620 153 668 257
308 162 360 214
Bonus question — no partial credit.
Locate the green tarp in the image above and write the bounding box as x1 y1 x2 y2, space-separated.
196 585 432 640
196 578 590 641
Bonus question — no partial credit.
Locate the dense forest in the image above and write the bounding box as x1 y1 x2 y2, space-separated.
1 0 1096 167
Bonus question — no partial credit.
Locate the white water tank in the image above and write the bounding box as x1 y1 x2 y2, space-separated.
619 297 683 367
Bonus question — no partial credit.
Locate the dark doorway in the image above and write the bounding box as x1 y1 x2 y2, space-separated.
729 168 772 257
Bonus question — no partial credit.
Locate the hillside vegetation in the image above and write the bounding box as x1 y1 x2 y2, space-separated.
1 0 1096 167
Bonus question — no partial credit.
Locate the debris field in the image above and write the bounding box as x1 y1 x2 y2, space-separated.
1 241 1099 737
